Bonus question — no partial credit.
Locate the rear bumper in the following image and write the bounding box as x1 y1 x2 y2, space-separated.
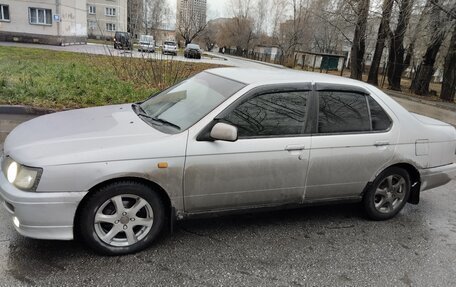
420 163 456 191
163 49 177 54
0 171 86 240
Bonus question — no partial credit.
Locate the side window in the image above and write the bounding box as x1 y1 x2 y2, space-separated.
368 96 392 131
318 91 370 133
223 91 309 137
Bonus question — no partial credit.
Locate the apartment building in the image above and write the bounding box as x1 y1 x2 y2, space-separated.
0 0 87 45
87 0 127 39
176 0 206 33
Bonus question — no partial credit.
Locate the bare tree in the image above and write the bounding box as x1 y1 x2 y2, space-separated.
441 23 456 101
255 0 271 35
367 0 394 85
127 0 143 38
200 19 219 51
219 0 256 54
410 1 454 95
386 0 413 91
177 0 207 45
127 0 170 38
350 0 371 80
271 0 312 65
270 0 289 39
143 0 170 35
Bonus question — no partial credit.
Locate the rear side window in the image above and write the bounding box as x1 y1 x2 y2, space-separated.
368 96 392 131
223 91 310 137
318 91 370 133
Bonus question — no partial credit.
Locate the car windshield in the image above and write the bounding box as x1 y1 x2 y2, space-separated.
164 41 176 46
187 44 200 49
140 35 153 43
138 72 245 134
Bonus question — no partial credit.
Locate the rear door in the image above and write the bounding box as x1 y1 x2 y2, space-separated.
305 84 399 201
184 85 313 212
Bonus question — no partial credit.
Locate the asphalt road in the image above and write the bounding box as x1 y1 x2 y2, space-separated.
0 182 455 286
0 42 455 286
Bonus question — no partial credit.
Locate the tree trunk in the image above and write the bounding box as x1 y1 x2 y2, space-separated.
367 0 394 85
409 34 445 95
350 0 370 80
440 26 456 102
386 0 413 91
410 1 447 95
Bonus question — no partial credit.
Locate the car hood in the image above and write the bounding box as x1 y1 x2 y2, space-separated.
4 104 188 166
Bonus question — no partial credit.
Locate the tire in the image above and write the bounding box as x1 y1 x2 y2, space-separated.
77 181 167 255
363 167 411 221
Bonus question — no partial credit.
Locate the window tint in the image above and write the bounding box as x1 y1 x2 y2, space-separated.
223 91 309 137
318 91 370 133
368 96 392 131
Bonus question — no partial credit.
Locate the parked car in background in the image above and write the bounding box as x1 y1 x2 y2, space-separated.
138 35 155 53
1 68 455 256
162 41 177 56
113 31 132 50
184 44 202 59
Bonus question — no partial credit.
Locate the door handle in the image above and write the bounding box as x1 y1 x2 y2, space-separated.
374 141 390 147
285 145 306 151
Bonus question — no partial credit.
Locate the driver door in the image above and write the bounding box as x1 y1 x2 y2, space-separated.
183 87 313 212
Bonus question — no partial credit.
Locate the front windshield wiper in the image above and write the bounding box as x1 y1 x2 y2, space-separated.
132 103 181 130
147 116 181 130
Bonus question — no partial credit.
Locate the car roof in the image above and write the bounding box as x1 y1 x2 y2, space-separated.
206 67 366 87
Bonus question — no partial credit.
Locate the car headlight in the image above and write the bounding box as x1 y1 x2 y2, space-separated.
2 157 42 191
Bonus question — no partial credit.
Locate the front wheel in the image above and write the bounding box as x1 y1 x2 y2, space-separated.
77 181 166 255
363 167 411 220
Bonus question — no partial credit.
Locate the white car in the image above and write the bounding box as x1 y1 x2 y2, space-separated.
1 68 455 255
162 41 177 56
138 35 155 53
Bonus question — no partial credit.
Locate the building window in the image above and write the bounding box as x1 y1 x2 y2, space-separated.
105 7 116 16
88 20 97 30
29 8 52 25
0 4 9 21
106 23 116 31
88 5 96 14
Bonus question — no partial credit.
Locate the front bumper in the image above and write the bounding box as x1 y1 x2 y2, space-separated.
0 171 86 240
420 163 456 191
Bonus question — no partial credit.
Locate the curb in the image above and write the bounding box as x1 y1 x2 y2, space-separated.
203 53 228 61
0 105 56 115
211 53 287 69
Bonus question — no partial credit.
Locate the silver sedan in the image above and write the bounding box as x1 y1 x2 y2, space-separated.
1 68 455 255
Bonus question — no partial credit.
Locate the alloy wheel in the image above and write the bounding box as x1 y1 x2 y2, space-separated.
373 175 407 214
94 194 154 247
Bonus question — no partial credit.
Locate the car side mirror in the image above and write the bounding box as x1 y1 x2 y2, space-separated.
210 123 238 142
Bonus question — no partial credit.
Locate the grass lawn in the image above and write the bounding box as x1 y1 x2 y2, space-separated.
0 46 221 110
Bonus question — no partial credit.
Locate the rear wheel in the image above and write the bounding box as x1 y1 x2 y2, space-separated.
78 181 166 255
363 167 411 220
